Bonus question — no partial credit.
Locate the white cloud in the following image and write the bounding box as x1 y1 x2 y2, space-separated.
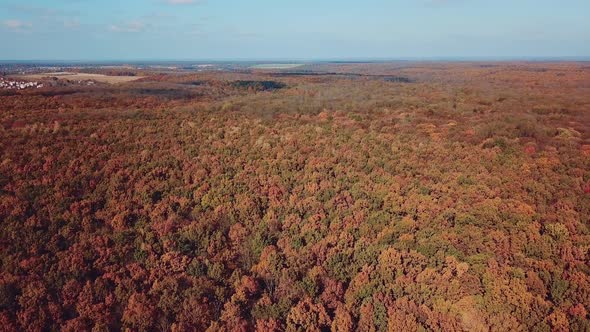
2 19 32 30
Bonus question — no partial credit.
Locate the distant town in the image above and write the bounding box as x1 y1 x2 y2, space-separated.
0 77 43 90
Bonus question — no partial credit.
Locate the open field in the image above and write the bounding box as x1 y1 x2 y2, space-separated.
17 72 143 84
1 62 589 331
250 63 304 69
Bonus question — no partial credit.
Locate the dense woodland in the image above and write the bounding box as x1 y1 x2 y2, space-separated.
1 62 589 331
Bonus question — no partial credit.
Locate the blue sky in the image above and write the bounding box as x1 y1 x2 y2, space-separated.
0 0 589 60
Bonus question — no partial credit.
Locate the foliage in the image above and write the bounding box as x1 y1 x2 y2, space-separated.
0 62 589 330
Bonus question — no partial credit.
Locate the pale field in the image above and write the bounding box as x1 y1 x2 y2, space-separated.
18 72 143 84
250 63 303 69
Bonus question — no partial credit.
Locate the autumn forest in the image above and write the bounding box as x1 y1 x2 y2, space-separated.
1 62 589 331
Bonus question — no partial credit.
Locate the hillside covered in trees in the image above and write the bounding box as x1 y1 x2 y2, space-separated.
1 62 589 331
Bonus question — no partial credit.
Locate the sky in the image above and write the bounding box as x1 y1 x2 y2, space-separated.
0 0 589 60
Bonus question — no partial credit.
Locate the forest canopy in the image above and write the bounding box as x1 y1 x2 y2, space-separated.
0 62 589 331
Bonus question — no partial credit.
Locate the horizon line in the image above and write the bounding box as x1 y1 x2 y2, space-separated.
1 56 590 64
